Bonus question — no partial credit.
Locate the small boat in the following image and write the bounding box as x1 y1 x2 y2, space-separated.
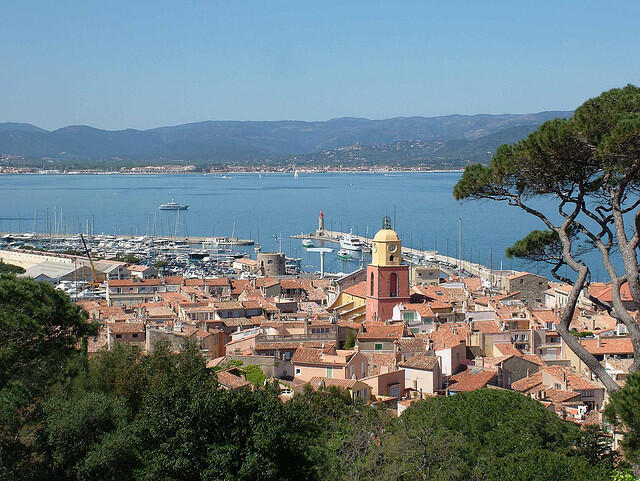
338 249 354 260
294 170 299 178
302 239 314 248
159 199 188 210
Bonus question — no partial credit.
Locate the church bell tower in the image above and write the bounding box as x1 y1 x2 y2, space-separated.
366 216 410 322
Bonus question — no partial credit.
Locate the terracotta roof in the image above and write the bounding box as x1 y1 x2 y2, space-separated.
472 320 501 334
163 276 184 285
520 353 545 366
397 337 427 354
307 377 368 390
534 387 582 404
358 322 404 341
428 300 453 311
582 410 604 426
429 323 469 350
108 278 163 286
280 279 304 290
511 371 544 392
494 343 521 356
128 264 153 272
405 301 434 318
508 271 545 281
291 346 357 366
255 277 279 288
234 258 257 265
581 337 634 355
213 301 244 310
361 352 397 375
398 353 439 370
216 369 252 390
206 357 227 369
343 281 368 298
448 367 496 391
231 279 250 295
108 322 144 334
591 282 633 303
255 341 334 351
512 366 596 393
462 277 483 292
531 309 561 325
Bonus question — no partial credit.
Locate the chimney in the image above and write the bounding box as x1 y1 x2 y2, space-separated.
597 335 602 348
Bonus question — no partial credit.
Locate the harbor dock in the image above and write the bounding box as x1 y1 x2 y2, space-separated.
291 230 518 288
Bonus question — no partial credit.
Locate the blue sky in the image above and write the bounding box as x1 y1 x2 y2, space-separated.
1 1 639 130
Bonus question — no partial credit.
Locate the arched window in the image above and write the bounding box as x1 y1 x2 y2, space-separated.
370 272 375 296
390 272 398 297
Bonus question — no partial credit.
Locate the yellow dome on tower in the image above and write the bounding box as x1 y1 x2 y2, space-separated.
370 216 402 267
373 228 400 242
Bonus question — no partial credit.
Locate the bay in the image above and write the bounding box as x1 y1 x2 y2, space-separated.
0 172 609 279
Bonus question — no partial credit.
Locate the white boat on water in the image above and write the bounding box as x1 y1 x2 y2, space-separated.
302 239 314 247
337 249 354 260
339 231 363 251
159 199 189 210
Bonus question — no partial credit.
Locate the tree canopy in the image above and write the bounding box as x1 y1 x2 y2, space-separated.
454 85 640 392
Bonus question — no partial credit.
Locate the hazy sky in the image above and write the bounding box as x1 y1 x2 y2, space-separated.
2 1 639 130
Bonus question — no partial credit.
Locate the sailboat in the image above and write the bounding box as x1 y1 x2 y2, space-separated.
294 170 299 178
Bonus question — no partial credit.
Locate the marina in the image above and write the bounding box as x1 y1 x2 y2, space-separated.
0 171 608 280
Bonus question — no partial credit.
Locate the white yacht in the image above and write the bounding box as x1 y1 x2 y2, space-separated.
339 232 363 251
302 238 314 248
159 199 189 210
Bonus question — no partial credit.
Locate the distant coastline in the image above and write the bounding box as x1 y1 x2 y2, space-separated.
0 166 466 175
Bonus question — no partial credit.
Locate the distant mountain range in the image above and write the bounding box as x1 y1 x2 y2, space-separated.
0 111 572 168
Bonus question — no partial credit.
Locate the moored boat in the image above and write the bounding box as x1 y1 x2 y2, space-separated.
339 231 363 251
159 199 189 210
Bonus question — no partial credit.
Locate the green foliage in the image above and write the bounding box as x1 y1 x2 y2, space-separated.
0 275 97 478
343 329 356 349
606 372 640 466
574 425 618 470
0 262 25 274
44 392 135 480
454 85 640 203
153 259 168 269
370 390 611 481
122 254 139 264
242 364 266 387
0 277 624 481
611 468 639 481
576 331 594 338
506 229 561 259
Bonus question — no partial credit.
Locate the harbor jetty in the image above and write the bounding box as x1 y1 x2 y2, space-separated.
291 229 519 289
0 232 254 245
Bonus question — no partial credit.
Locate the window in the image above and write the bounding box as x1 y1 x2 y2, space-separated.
132 333 138 338
295 368 301 376
390 272 398 297
361 361 366 377
350 365 355 378
375 343 383 350
115 334 122 339
389 255 394 262
326 367 333 378
370 272 374 296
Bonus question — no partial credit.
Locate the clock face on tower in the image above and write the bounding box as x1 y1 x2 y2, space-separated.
388 244 397 252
